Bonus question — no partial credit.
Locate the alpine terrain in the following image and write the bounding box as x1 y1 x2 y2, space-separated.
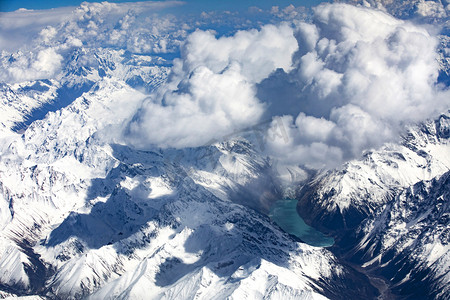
0 0 449 299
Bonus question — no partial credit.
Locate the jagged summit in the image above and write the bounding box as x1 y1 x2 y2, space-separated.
296 112 450 299
1 1 449 299
0 47 377 299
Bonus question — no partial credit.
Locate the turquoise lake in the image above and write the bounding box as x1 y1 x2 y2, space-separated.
269 199 334 247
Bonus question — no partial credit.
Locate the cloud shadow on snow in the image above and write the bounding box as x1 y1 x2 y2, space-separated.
12 79 94 132
43 143 380 298
45 144 174 250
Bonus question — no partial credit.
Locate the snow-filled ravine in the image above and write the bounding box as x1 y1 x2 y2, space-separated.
269 199 334 247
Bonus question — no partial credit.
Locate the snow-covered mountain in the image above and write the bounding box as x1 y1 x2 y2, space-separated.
1 1 449 299
1 46 448 298
0 47 381 299
297 113 450 233
0 48 169 135
297 113 450 299
354 170 450 299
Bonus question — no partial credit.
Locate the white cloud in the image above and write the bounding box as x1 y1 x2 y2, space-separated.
0 1 185 83
0 47 63 82
265 3 450 169
123 3 448 168
295 113 336 143
180 24 297 82
267 115 344 169
0 1 447 170
32 48 63 74
416 1 447 18
0 7 74 51
125 24 298 149
0 1 299 84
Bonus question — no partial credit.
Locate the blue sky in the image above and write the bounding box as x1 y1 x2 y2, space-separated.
0 0 330 12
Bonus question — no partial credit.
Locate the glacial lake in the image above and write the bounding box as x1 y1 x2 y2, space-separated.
269 199 334 247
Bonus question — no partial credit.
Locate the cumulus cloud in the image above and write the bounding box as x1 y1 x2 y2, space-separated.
124 3 448 169
416 0 447 18
1 1 447 171
265 3 450 168
125 24 298 148
0 0 303 84
343 0 449 21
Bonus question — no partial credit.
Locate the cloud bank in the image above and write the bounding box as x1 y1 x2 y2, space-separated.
126 3 449 170
1 2 448 170
266 3 449 168
125 24 298 148
0 1 298 84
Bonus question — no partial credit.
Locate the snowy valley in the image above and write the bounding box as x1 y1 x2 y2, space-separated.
0 1 449 299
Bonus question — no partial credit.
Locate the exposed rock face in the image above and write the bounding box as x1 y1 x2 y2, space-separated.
297 113 450 299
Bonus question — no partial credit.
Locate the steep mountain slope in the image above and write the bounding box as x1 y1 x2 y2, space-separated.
297 113 450 298
0 48 377 299
1 2 449 298
354 171 450 299
0 48 169 135
297 113 449 234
